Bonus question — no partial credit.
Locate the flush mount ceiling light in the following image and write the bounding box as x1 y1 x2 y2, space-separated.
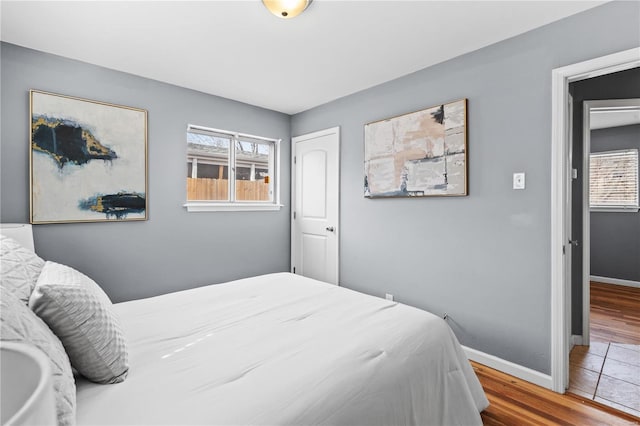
262 0 313 19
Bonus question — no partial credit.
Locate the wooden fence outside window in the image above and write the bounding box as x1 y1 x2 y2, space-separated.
187 178 269 201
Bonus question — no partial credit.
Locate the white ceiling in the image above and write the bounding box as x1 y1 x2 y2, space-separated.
1 1 608 115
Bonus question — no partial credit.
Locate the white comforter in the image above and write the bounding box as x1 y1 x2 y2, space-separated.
76 273 488 425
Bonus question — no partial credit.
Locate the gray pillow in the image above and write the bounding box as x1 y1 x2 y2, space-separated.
1 286 76 426
0 234 45 304
29 261 129 384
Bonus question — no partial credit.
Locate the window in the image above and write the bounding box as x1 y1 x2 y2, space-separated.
185 124 281 212
589 149 639 212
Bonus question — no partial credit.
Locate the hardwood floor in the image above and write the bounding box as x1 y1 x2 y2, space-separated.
568 282 640 417
590 281 640 345
473 361 640 425
471 282 640 424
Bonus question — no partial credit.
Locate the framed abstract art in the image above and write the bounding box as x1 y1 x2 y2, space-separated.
364 98 468 198
30 90 147 223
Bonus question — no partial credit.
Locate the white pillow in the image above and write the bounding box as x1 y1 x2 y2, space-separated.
1 286 76 426
0 234 45 304
29 261 129 384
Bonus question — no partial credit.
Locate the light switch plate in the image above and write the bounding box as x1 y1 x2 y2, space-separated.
513 172 525 189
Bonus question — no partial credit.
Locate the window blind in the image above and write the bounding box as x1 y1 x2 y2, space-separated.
589 149 639 210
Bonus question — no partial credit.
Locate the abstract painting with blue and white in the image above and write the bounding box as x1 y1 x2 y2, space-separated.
30 91 147 223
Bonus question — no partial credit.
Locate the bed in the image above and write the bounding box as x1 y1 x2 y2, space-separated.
1 225 489 425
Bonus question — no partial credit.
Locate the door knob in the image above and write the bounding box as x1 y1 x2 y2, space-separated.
326 226 335 232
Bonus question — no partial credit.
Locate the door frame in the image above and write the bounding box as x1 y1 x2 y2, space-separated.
290 126 341 283
581 98 640 345
550 47 639 393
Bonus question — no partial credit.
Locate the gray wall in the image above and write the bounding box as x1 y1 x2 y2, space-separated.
569 68 640 334
590 124 640 282
291 1 640 374
0 42 292 303
2 2 638 376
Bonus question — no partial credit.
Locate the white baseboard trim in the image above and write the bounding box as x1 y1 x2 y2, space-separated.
463 345 553 390
571 335 583 346
590 275 640 289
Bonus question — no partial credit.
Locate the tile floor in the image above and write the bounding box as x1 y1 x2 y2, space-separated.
569 341 640 417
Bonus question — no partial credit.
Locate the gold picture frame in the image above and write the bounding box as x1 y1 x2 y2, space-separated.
364 98 468 198
30 90 148 223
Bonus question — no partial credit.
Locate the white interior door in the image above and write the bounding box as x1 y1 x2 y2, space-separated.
292 127 340 285
564 92 574 391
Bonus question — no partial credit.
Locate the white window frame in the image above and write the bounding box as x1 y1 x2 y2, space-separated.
589 148 639 213
188 157 228 179
184 124 282 212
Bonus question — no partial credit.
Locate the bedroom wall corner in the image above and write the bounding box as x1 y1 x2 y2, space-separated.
290 1 640 376
0 42 292 302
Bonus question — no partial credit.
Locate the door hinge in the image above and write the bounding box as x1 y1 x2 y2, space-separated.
293 211 296 219
563 245 566 255
294 156 297 164
572 168 578 180
293 267 296 274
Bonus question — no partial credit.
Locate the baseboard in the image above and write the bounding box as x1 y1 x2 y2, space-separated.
590 275 640 289
463 345 553 390
571 335 583 346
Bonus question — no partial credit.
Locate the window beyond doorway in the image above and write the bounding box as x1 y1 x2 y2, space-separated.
589 148 639 212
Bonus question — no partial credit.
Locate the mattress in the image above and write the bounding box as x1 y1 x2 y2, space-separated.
76 273 488 425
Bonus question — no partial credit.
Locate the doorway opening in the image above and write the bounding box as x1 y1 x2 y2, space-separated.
550 47 639 397
565 97 640 416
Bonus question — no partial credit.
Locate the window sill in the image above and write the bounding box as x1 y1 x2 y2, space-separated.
590 206 639 213
184 202 283 212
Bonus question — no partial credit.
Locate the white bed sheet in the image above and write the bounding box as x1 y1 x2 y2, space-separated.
76 273 488 425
